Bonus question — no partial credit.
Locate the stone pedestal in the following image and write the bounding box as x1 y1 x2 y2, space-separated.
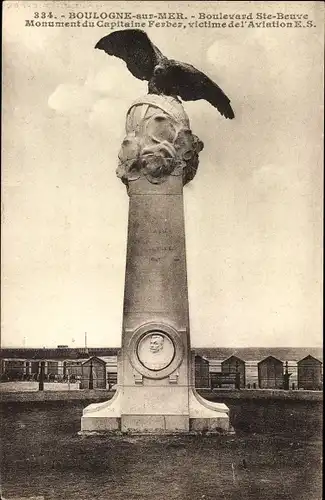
81 95 231 434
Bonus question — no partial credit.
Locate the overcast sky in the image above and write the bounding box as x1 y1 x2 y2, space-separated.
2 1 323 348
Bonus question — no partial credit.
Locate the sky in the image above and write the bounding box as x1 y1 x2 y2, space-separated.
2 1 323 348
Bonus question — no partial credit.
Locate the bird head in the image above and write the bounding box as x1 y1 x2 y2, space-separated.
95 37 105 50
153 65 165 76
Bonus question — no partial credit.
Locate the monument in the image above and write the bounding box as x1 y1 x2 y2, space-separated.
81 30 235 434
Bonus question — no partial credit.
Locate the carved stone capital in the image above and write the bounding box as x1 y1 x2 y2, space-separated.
116 95 204 187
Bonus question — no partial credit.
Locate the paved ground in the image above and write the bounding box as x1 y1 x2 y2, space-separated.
0 400 322 500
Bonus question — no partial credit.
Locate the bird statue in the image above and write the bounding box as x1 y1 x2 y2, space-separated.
95 29 235 120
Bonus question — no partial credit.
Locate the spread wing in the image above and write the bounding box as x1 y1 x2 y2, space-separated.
167 61 235 119
95 29 164 81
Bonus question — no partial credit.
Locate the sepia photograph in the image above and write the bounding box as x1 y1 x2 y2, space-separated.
1 1 323 499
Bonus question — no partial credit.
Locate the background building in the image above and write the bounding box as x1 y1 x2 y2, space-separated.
221 355 246 388
257 356 284 389
81 356 106 389
298 355 323 390
0 346 322 391
194 355 210 388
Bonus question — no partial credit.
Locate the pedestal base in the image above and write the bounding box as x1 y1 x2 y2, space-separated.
188 388 232 433
81 390 121 432
80 388 232 434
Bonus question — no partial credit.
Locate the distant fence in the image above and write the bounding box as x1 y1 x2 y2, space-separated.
1 354 323 391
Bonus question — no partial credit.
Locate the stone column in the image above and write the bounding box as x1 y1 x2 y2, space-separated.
120 174 191 431
81 95 231 433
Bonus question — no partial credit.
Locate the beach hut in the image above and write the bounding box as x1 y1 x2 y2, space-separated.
221 355 246 388
297 355 322 390
258 356 284 389
81 356 107 389
195 354 210 388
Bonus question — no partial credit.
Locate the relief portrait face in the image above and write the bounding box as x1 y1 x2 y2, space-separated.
149 334 164 353
137 331 175 371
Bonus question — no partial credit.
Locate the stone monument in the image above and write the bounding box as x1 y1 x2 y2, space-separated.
81 94 231 433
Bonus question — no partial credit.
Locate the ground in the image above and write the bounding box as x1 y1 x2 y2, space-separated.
0 399 322 500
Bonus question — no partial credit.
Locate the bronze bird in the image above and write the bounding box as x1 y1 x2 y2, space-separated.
95 29 235 119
